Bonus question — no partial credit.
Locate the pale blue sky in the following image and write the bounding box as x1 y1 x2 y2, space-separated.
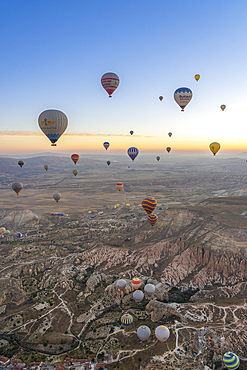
0 0 247 151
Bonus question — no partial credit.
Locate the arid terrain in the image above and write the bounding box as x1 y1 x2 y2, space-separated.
0 154 246 369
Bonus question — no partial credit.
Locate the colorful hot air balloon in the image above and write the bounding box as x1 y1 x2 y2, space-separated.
194 74 200 81
53 193 61 202
133 290 144 303
127 147 139 161
174 87 192 111
38 109 68 146
130 130 134 135
209 142 220 156
107 161 111 166
155 326 170 343
137 326 151 341
44 165 49 171
71 154 79 164
168 132 172 137
116 182 123 191
12 182 23 195
159 96 163 101
166 147 171 153
142 197 157 215
221 104 226 111
4 230 10 236
73 169 78 177
18 160 24 168
144 283 155 297
117 279 126 291
17 233 22 238
131 278 142 290
0 228 6 234
156 156 160 161
223 352 240 370
148 214 158 226
101 72 120 98
121 314 133 327
103 142 110 150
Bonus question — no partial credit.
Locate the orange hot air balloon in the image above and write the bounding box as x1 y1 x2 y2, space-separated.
71 154 79 164
142 197 157 215
220 104 226 111
148 214 158 226
116 182 123 191
194 74 200 81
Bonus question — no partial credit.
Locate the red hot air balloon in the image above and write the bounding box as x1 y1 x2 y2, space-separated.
148 214 158 226
116 182 123 191
101 72 120 98
142 197 157 215
71 154 79 164
131 278 142 290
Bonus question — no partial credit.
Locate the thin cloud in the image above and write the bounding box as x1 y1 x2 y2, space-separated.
0 131 160 138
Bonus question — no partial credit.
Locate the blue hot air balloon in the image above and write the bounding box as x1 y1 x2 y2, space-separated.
17 233 22 238
127 147 139 161
174 87 192 111
103 142 110 150
223 352 240 370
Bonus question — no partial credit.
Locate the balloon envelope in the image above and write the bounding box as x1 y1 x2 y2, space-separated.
101 72 120 97
18 160 24 168
174 87 192 111
17 233 22 238
131 277 142 290
159 96 163 101
142 197 157 215
156 156 160 161
0 228 6 234
133 290 144 303
127 147 139 161
223 352 240 370
148 214 158 226
117 279 126 291
33 215 38 221
12 182 23 195
38 109 68 146
168 132 172 137
53 193 61 202
103 142 110 150
44 165 49 171
73 169 78 176
107 161 111 166
166 147 171 153
221 104 226 111
137 326 151 341
209 142 220 155
116 182 123 191
71 154 79 164
130 130 134 135
194 74 200 81
155 326 170 342
121 314 133 327
144 283 155 296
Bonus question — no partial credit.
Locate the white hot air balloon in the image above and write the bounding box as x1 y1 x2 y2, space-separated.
38 109 68 146
33 215 38 221
155 326 170 343
144 283 155 297
133 290 144 303
137 325 151 341
53 193 61 203
101 72 120 97
117 279 126 291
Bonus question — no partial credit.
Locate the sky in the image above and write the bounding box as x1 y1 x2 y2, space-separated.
1 0 247 155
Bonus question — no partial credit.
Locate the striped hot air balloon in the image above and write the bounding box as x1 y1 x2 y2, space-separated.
18 160 24 168
71 154 79 164
38 109 68 146
142 197 157 215
103 142 110 150
121 314 133 327
131 277 142 290
127 147 139 161
223 352 240 370
148 214 158 226
116 182 123 191
101 72 120 97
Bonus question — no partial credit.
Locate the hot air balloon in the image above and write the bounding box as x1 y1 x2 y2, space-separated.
121 314 133 327
159 96 163 101
116 182 123 191
137 326 151 341
155 326 170 343
18 160 24 168
221 104 226 111
12 182 23 195
103 142 110 150
107 161 111 166
33 215 38 221
0 228 6 234
168 132 172 137
38 109 68 146
144 283 155 297
17 233 22 238
166 147 171 153
133 290 144 303
71 154 79 164
4 230 10 236
73 169 78 177
101 72 120 97
148 214 158 226
156 156 160 161
0 234 4 239
130 130 134 135
127 147 139 161
142 197 157 215
209 142 220 156
44 165 49 171
194 74 200 81
53 193 61 202
117 279 126 291
174 87 192 111
223 352 240 370
131 277 142 290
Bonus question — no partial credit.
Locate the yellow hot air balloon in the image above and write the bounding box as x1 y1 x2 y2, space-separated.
209 142 221 156
194 74 200 81
220 104 226 111
73 169 78 176
44 165 49 171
